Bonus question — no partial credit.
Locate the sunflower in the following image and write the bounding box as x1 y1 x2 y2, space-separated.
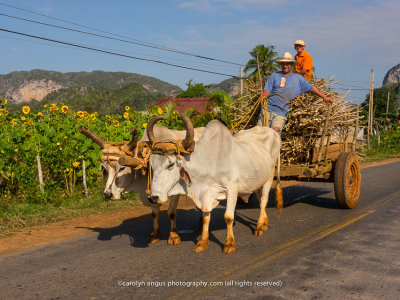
61 105 69 113
11 119 17 126
123 112 129 119
37 112 44 118
143 123 147 128
125 106 130 111
157 107 163 114
28 120 34 125
113 120 120 127
22 106 30 114
49 104 59 112
4 98 8 105
21 116 26 121
72 161 80 168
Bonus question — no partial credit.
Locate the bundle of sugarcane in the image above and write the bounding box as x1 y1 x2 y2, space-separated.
229 76 264 132
281 76 361 165
229 76 362 165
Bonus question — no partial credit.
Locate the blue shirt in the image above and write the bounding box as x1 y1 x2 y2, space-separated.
264 72 313 117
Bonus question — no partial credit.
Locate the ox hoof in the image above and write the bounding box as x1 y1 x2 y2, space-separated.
254 228 264 236
192 240 209 253
167 232 181 246
147 233 160 244
223 240 236 254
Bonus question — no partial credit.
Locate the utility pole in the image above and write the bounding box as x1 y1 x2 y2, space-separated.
368 69 374 135
386 91 390 115
240 66 244 96
367 69 374 149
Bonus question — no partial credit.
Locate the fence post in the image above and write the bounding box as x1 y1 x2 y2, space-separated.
82 159 88 197
36 155 44 192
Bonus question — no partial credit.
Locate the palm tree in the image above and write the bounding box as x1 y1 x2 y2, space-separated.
244 45 279 88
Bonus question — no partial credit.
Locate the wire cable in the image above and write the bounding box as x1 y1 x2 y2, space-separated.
0 3 242 66
0 27 241 79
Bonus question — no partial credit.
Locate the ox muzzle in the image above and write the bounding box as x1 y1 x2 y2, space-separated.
147 195 160 204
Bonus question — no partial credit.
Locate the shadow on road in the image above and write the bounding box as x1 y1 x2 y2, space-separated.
78 182 338 249
76 207 230 250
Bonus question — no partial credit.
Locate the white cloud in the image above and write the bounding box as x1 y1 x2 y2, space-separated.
177 0 284 12
10 47 22 53
38 6 53 15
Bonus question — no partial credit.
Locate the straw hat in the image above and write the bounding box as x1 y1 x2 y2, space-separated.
294 40 305 46
275 52 298 64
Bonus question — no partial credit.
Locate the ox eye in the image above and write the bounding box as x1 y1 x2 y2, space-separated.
167 162 174 170
101 166 108 177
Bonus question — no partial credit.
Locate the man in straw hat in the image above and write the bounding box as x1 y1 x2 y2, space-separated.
259 51 332 133
294 39 313 80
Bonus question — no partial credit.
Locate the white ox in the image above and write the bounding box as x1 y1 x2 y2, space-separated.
80 122 204 245
147 116 282 254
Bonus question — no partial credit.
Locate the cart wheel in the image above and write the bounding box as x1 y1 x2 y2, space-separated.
334 152 361 209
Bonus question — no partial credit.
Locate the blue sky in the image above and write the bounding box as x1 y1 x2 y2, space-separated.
1 0 399 104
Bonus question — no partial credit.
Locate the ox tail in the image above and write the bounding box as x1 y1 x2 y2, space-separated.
275 150 283 218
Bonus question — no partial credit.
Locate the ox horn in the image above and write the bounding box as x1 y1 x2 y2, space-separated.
79 128 108 149
181 114 195 150
146 115 164 145
118 156 142 168
123 127 138 152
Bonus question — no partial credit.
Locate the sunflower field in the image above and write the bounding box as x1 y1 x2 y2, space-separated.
0 97 233 205
0 100 170 202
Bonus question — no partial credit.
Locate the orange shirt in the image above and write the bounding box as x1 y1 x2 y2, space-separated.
295 49 313 80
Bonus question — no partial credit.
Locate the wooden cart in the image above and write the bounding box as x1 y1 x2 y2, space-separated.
278 108 362 209
279 145 361 209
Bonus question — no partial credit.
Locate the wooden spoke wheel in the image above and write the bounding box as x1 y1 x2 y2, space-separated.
334 152 361 209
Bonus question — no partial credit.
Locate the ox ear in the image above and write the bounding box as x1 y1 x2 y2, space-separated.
179 166 191 186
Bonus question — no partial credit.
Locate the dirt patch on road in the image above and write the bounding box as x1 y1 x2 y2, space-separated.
1 158 399 256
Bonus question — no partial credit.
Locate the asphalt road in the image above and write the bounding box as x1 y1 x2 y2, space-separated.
1 161 399 300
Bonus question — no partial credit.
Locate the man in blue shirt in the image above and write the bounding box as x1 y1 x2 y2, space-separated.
259 52 333 133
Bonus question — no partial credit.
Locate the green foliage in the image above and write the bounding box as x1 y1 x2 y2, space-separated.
360 83 400 121
208 90 234 106
244 45 279 87
365 126 400 160
0 69 182 96
8 83 166 115
175 80 207 98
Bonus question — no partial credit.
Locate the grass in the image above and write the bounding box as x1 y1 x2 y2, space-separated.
361 133 400 162
362 150 400 162
0 182 142 238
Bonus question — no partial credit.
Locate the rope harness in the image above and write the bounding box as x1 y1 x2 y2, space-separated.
143 139 192 195
100 139 191 196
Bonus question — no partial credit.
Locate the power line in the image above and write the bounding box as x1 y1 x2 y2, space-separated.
0 2 242 66
0 33 238 74
0 27 241 79
334 84 369 90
